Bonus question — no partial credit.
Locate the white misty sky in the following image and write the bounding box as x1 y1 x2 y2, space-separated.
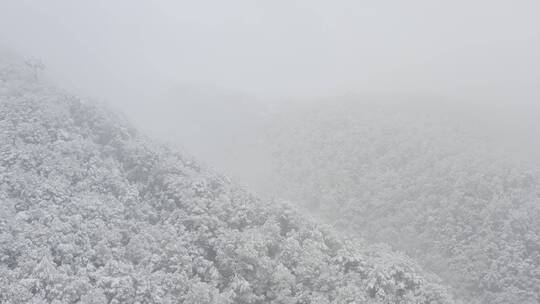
1 0 539 103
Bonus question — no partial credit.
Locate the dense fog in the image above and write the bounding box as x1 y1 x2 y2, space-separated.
2 1 540 177
1 1 539 303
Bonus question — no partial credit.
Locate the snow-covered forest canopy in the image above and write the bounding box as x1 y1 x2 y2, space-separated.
1 52 455 304
1 1 540 304
260 102 540 304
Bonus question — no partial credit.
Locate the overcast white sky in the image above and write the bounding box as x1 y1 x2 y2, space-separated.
1 0 539 103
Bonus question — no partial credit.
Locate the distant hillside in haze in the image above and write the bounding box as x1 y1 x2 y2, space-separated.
261 100 540 304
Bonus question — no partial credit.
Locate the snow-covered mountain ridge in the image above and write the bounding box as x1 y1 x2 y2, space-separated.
0 59 453 303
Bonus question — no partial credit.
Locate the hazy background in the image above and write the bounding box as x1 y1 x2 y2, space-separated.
1 0 539 183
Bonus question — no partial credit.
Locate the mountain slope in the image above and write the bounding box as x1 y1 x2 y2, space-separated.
262 100 540 304
0 61 454 303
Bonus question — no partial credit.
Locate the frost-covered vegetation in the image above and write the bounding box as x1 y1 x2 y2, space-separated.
262 101 540 304
0 60 456 303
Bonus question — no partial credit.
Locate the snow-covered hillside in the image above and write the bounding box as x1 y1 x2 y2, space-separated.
0 59 454 303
